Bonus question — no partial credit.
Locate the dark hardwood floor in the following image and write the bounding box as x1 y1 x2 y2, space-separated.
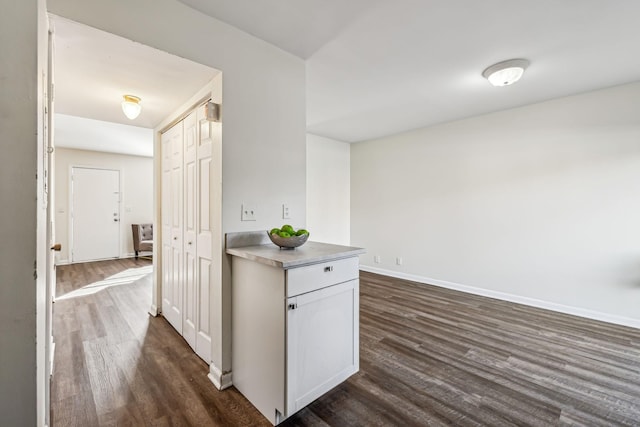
52 261 640 426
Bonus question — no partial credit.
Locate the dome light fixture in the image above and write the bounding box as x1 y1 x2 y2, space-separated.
121 94 142 120
482 59 530 87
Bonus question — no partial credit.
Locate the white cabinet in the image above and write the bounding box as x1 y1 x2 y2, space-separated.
160 103 218 363
286 279 359 414
229 246 362 425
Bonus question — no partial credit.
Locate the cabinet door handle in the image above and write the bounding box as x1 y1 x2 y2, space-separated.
288 303 297 310
324 266 333 272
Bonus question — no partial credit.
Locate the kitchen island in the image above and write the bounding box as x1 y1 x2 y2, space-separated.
226 231 365 425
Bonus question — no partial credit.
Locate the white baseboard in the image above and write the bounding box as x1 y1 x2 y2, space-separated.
56 254 144 265
208 363 233 390
50 341 55 376
360 265 640 330
148 304 158 317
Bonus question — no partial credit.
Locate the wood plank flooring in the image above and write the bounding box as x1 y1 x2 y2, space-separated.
52 261 640 426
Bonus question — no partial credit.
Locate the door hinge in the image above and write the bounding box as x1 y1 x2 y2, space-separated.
288 303 297 310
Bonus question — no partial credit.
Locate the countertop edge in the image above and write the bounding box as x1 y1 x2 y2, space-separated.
226 245 366 269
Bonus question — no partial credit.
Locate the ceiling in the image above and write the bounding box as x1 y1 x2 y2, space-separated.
176 0 377 59
179 0 640 143
56 114 154 157
53 2 640 148
52 15 219 155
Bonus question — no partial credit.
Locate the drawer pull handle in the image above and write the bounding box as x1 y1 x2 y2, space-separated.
324 266 334 272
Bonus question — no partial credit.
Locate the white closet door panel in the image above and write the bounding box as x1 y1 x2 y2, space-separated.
196 257 212 362
161 122 184 334
161 130 173 324
182 112 198 350
195 106 214 361
161 241 172 318
165 244 182 332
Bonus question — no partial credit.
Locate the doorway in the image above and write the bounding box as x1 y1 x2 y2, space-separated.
49 15 222 422
70 166 120 262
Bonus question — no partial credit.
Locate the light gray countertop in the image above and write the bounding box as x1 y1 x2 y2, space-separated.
226 231 365 269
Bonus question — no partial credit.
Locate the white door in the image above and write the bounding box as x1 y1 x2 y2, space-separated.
195 104 215 362
183 110 198 350
38 24 56 427
286 279 359 415
71 167 120 262
161 122 184 333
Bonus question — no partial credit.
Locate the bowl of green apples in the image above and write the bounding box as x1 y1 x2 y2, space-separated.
268 225 309 249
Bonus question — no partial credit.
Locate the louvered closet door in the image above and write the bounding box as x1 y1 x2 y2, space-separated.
161 122 184 333
182 111 198 351
194 103 216 362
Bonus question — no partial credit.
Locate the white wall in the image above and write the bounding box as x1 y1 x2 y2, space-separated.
54 147 154 263
352 82 640 327
306 134 350 245
48 0 306 382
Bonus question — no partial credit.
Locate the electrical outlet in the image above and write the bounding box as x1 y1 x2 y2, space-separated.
241 204 256 221
282 204 290 219
396 257 403 266
374 255 381 264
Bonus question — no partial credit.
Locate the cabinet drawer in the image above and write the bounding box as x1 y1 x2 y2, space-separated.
287 256 359 297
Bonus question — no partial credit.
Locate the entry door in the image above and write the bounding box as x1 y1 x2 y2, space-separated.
71 167 120 262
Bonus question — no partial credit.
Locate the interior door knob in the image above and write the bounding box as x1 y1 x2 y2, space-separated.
50 243 61 251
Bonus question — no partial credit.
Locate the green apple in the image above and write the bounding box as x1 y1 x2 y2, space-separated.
281 224 295 235
270 228 280 235
295 229 309 236
278 231 291 238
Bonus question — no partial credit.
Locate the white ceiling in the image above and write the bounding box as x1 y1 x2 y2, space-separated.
179 0 640 143
56 114 154 157
177 0 378 59
52 2 640 147
52 15 219 155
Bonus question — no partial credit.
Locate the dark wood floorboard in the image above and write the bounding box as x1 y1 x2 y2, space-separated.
52 262 640 426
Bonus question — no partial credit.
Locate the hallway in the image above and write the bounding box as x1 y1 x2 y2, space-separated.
51 258 267 426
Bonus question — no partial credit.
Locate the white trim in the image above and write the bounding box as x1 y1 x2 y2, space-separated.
208 363 233 390
148 304 158 317
50 342 55 377
56 253 147 265
360 265 640 330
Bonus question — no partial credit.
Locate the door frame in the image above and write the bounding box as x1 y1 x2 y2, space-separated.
68 165 122 263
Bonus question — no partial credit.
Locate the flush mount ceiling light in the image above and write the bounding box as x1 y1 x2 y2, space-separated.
482 59 530 87
121 95 142 120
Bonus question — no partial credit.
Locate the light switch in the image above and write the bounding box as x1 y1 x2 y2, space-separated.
282 204 290 219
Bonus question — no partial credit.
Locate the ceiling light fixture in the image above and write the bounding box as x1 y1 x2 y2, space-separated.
482 59 529 87
121 95 142 120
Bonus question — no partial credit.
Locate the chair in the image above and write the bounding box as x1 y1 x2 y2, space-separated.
132 223 153 259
